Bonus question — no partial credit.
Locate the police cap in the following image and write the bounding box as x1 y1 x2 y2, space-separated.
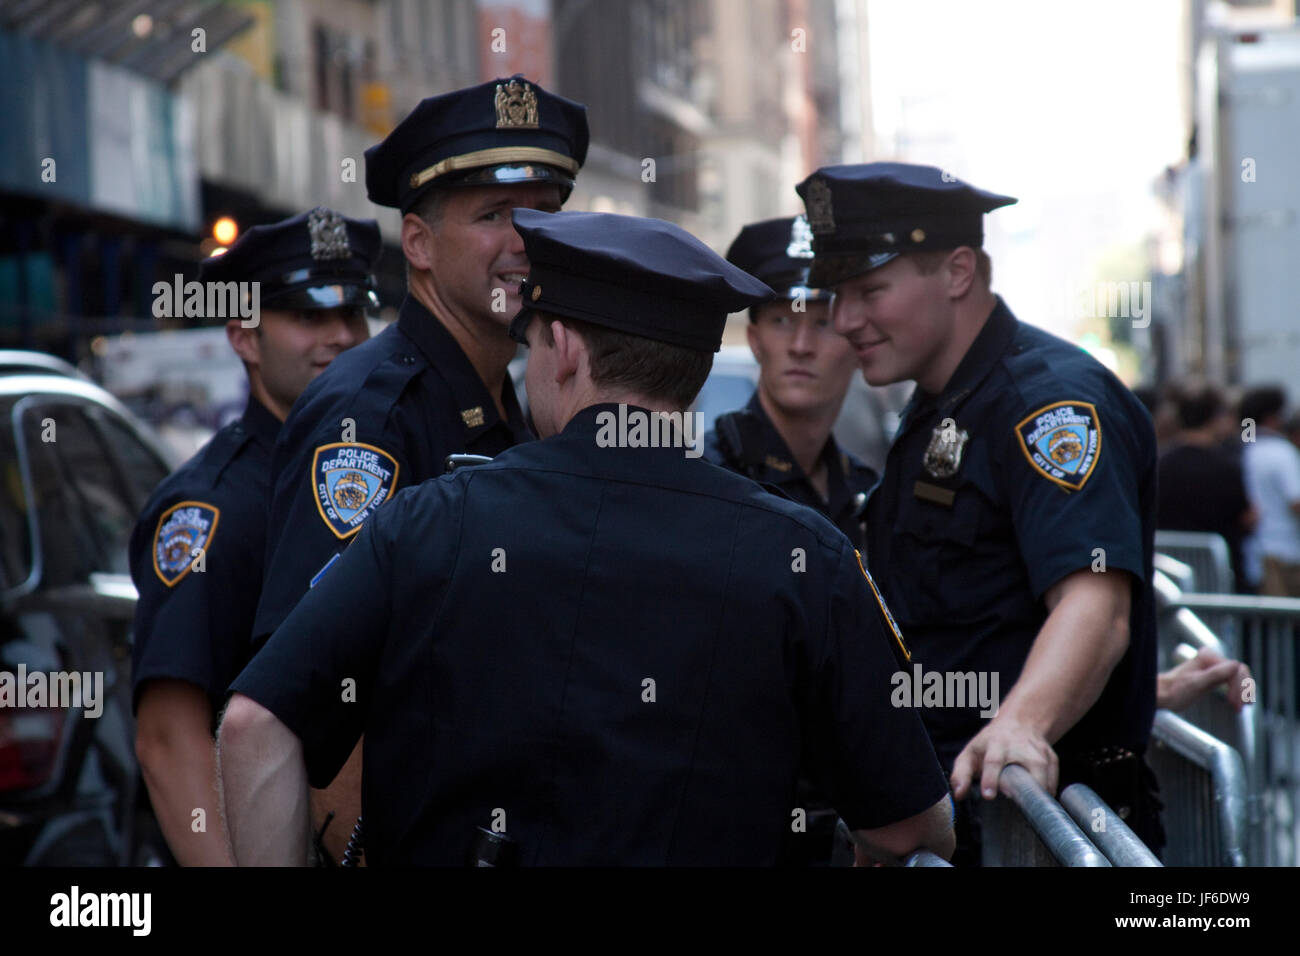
198 207 381 311
366 75 589 213
725 215 830 313
795 163 1016 287
509 209 774 353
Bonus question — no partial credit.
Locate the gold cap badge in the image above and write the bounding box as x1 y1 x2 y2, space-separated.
495 79 539 129
805 177 835 235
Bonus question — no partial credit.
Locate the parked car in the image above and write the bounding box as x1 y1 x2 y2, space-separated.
0 357 179 865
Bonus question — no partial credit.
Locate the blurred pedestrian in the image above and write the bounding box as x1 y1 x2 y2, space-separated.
1134 382 1180 451
1240 386 1300 597
1284 412 1300 453
1156 383 1256 591
129 208 378 866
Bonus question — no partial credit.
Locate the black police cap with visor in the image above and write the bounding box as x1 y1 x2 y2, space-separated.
507 209 775 354
198 207 382 312
795 162 1017 288
365 75 589 213
725 215 830 319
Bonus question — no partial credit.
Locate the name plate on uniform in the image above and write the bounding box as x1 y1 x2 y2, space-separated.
913 480 955 507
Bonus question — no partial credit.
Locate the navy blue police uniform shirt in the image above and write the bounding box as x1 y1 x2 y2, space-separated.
864 297 1158 771
232 403 948 865
129 398 281 725
252 295 532 644
703 391 877 548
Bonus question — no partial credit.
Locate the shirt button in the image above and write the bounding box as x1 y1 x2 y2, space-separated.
400 354 415 365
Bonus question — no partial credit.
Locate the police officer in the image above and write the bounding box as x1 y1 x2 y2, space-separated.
129 208 379 866
250 77 588 854
796 163 1160 864
255 75 588 640
704 216 876 549
218 209 954 866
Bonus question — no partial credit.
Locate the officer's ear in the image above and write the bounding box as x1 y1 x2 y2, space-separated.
549 319 584 386
400 212 436 272
226 318 261 367
944 247 978 299
745 315 765 364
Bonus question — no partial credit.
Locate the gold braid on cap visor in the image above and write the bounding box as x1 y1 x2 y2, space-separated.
409 147 580 189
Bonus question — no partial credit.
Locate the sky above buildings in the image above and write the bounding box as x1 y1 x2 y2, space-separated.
867 0 1187 347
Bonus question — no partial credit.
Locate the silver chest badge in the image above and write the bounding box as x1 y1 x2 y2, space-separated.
923 418 970 478
308 207 351 261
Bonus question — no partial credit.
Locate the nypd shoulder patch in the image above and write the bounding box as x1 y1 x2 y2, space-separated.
1014 400 1101 492
855 549 910 662
152 500 220 587
312 442 400 539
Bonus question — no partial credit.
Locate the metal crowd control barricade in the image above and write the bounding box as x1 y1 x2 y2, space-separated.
1154 530 1235 594
1060 782 1162 866
1153 571 1265 861
1157 589 1300 866
1155 531 1238 647
1148 710 1248 866
1154 553 1195 595
982 765 1110 866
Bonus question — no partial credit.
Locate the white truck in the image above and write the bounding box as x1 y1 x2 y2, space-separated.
1193 24 1300 390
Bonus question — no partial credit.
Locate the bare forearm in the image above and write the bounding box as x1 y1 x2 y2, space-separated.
217 694 311 866
998 580 1129 744
853 795 956 863
310 739 365 865
138 735 234 866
